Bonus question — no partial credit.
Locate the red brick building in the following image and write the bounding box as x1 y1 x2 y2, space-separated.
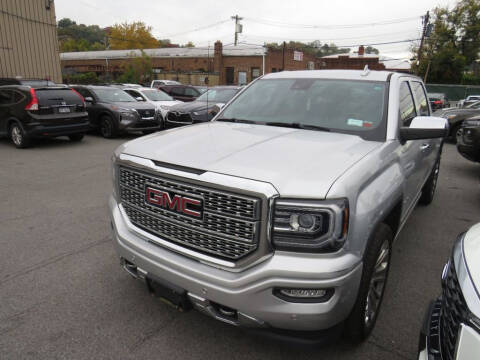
60 41 317 85
317 46 411 73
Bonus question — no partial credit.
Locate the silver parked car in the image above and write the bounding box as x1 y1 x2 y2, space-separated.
109 70 448 342
418 223 480 360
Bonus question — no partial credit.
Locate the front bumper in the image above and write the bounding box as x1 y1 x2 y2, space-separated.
418 298 480 360
418 299 442 360
119 117 163 132
109 195 363 332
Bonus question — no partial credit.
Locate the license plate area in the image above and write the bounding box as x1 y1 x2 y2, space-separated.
147 276 191 311
58 107 71 113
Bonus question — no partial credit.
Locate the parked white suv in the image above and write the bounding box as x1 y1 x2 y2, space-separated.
123 87 182 123
109 70 448 342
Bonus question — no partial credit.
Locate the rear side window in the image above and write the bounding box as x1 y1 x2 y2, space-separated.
410 82 429 116
35 89 83 106
0 90 13 105
13 91 25 103
399 82 416 126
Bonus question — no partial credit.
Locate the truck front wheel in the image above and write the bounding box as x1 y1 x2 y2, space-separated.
344 223 393 343
419 158 440 206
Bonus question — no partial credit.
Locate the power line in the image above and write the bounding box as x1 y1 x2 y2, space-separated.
243 15 421 29
162 19 230 38
241 29 421 42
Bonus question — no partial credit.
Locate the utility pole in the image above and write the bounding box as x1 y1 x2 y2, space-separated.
417 11 430 67
282 41 286 71
231 15 243 46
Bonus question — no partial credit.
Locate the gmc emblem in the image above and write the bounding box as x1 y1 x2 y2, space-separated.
145 186 203 218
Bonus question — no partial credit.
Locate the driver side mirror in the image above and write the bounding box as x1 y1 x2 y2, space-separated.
135 97 145 101
84 96 94 103
400 116 449 141
210 103 224 117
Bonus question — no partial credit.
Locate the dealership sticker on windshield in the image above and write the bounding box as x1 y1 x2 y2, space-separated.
347 118 373 128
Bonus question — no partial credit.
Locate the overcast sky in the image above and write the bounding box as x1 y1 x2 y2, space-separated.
55 0 457 59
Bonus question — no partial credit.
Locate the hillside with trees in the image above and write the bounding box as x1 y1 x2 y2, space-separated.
414 0 480 84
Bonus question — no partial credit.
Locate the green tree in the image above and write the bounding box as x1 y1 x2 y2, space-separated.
58 17 106 52
365 46 379 55
117 51 153 84
108 22 159 50
414 0 480 83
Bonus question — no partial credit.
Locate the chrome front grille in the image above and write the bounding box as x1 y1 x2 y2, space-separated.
440 260 469 360
119 166 261 260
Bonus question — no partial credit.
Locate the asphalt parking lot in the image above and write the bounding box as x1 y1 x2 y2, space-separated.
1 135 479 360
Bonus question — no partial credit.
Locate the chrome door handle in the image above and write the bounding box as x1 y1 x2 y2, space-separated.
420 143 430 150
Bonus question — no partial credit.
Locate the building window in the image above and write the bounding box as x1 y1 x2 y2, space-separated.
238 71 247 85
251 67 260 79
272 68 277 73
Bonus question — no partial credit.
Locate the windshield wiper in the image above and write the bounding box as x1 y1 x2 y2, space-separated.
265 122 330 132
217 118 258 124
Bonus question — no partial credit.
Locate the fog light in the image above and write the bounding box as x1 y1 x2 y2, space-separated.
274 288 334 303
280 289 326 298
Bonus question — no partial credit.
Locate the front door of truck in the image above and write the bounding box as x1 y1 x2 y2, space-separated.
397 80 424 212
410 80 438 184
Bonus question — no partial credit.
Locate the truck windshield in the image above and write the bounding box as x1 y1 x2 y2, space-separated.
220 78 387 141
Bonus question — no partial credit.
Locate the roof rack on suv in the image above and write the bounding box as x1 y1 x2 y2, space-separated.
0 78 57 87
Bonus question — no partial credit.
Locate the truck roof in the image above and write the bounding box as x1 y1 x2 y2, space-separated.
263 69 409 82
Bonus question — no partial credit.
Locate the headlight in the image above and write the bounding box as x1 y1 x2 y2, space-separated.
160 105 170 110
465 120 480 127
272 198 349 252
120 111 136 121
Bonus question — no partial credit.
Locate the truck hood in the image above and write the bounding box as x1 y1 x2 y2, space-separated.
121 122 381 198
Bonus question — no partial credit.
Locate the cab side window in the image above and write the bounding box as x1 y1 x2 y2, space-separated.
399 82 416 127
410 82 430 116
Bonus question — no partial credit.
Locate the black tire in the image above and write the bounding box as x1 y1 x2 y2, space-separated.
68 133 84 142
142 130 155 135
9 123 31 148
99 115 117 138
419 158 440 205
450 123 462 144
344 223 393 343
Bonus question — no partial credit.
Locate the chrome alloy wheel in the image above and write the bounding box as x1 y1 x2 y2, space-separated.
11 125 23 146
364 239 390 327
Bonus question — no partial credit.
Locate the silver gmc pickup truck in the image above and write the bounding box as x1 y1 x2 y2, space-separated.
109 70 448 342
